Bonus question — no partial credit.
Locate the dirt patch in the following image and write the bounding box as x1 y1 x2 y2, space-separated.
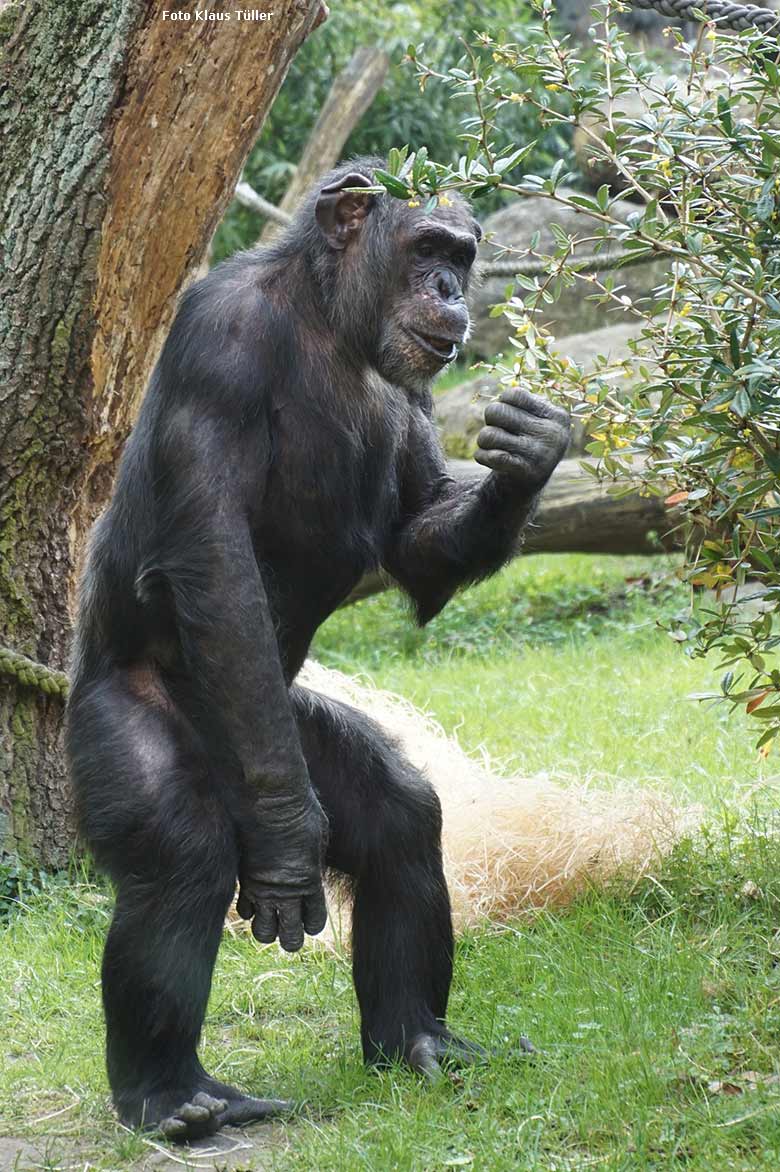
0 1124 285 1171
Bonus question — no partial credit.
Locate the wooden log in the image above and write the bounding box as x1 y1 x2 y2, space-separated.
344 458 679 605
259 44 389 242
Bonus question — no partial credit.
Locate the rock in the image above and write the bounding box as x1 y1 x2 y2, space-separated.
573 87 652 192
706 580 773 620
434 375 495 458
468 188 669 358
437 320 648 458
0 1129 283 1171
558 318 646 370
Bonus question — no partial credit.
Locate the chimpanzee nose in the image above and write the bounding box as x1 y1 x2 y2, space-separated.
432 268 461 302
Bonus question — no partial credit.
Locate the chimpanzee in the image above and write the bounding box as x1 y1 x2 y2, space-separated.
66 156 569 1140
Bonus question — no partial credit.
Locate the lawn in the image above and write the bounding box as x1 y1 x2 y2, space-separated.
2 553 779 1170
314 553 771 804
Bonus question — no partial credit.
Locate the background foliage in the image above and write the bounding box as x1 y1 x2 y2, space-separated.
212 0 570 260
386 0 780 753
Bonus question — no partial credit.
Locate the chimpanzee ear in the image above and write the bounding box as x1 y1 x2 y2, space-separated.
472 219 483 243
315 172 376 250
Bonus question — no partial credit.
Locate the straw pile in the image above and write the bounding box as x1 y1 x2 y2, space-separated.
299 661 696 932
228 661 697 942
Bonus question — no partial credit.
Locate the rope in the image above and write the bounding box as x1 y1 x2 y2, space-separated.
480 247 660 278
0 647 69 699
631 0 780 33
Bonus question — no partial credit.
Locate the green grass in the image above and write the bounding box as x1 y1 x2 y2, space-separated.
2 553 780 1170
314 554 772 805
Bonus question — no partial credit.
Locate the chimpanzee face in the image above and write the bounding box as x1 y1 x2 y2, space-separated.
314 170 482 390
380 204 481 384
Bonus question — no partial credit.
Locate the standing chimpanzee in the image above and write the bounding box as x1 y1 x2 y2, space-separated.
66 157 569 1140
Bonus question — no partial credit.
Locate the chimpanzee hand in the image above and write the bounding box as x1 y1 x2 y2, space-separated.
236 790 329 953
475 388 570 491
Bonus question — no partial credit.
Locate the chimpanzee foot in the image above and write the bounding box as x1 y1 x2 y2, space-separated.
158 1092 229 1141
128 1083 294 1142
202 1078 295 1126
406 1031 488 1082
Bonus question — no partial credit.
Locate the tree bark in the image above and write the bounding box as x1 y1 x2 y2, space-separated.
344 459 680 605
259 43 388 242
0 0 324 866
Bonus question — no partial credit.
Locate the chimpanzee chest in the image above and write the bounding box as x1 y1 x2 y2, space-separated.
252 379 409 666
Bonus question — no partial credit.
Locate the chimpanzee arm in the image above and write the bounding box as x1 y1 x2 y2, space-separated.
384 388 570 624
145 401 327 953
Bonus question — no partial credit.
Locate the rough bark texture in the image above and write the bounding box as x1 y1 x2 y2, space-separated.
345 459 680 605
0 0 323 866
259 43 389 242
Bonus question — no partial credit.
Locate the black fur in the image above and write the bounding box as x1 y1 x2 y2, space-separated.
66 157 568 1138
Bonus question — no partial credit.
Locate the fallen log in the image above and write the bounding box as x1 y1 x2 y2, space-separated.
345 458 679 605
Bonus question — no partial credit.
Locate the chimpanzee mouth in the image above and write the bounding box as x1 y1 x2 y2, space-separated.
406 328 459 364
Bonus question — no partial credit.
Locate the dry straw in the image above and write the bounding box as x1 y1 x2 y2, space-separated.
229 661 698 943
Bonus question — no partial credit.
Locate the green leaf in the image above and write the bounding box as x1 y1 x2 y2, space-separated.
373 171 411 199
756 727 777 750
750 549 776 570
493 141 537 174
756 177 776 224
568 195 602 214
550 222 570 247
744 506 780 520
730 388 752 417
386 146 408 178
412 146 428 188
717 95 733 137
729 328 741 370
760 132 780 158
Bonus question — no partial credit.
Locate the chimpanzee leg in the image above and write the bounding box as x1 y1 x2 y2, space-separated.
67 673 292 1139
292 685 483 1076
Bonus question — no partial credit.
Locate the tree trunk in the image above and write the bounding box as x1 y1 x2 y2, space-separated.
0 0 324 866
345 459 680 605
259 44 389 242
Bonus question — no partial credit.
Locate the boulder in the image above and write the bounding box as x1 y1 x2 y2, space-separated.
468 189 669 358
437 319 649 458
434 375 495 459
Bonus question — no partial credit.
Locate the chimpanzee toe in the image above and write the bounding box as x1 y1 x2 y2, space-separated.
406 1031 488 1081
158 1092 228 1140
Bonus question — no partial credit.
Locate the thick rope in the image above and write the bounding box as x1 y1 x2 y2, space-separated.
0 647 69 699
631 0 780 33
481 248 660 278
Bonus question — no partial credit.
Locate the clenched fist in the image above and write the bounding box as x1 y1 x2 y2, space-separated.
237 791 329 953
475 387 570 492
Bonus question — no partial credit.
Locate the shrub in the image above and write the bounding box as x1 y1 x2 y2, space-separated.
380 0 780 751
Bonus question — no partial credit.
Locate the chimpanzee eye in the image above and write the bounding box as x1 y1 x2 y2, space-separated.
456 241 477 268
416 241 434 258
